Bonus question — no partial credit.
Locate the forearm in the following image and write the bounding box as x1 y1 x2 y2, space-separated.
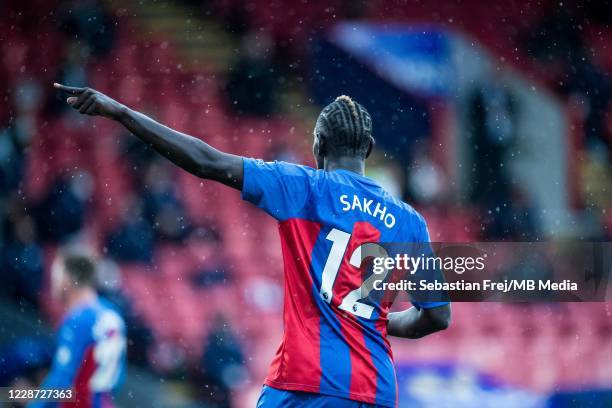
53 83 244 188
387 308 429 338
387 306 450 339
116 107 242 187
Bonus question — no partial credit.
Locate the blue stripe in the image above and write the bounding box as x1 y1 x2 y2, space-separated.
360 315 396 405
356 266 398 406
92 392 102 408
309 226 352 399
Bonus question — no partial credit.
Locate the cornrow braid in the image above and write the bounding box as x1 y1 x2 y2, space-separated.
315 95 373 157
335 95 359 120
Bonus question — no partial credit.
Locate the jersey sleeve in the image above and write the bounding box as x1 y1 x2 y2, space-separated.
241 158 315 221
410 216 450 310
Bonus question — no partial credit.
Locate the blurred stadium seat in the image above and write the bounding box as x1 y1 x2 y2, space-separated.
1 0 611 407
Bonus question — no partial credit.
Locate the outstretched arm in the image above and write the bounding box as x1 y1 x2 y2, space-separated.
53 83 243 189
387 304 451 339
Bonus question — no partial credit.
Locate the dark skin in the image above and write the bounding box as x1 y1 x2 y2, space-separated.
53 83 451 338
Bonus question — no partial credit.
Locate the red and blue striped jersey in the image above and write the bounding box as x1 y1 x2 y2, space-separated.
34 297 126 408
242 159 446 407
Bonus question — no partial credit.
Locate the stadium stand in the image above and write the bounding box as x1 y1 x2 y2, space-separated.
1 0 611 405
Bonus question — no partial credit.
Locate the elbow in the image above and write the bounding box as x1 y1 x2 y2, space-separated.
192 146 227 180
179 137 217 179
434 314 451 331
428 305 451 333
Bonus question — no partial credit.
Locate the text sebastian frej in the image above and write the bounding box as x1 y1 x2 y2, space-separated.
374 279 579 293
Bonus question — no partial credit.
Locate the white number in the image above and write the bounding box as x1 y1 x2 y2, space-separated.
90 312 125 392
320 228 391 319
319 229 351 304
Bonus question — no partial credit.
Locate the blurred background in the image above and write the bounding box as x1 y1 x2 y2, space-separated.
1 0 611 407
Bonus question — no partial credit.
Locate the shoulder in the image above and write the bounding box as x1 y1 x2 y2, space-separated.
276 161 319 180
58 307 97 343
401 201 427 226
63 305 97 329
244 158 317 176
98 297 121 313
98 298 126 325
395 200 429 239
243 159 320 186
368 180 426 227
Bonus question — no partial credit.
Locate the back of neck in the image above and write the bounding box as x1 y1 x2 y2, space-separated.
66 287 97 312
324 156 365 175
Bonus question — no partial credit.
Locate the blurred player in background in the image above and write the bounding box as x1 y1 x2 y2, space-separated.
30 252 126 408
53 83 450 408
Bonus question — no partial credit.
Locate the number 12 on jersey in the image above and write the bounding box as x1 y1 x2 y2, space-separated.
319 228 390 319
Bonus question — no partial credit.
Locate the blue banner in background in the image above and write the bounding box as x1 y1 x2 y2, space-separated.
395 362 545 408
330 23 453 98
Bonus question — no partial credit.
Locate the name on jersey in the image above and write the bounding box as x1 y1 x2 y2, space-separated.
339 194 396 228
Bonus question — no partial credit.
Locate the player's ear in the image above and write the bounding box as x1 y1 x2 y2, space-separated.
365 136 374 159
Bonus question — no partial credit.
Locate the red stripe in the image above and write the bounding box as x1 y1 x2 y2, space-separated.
61 346 96 408
333 221 381 403
265 219 323 390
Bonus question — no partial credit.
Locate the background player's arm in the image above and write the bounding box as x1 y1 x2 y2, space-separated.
28 316 90 407
53 83 243 189
387 304 451 339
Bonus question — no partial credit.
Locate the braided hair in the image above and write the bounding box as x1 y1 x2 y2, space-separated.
314 95 373 158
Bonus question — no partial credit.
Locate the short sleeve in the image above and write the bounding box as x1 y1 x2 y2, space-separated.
411 215 450 310
241 158 315 221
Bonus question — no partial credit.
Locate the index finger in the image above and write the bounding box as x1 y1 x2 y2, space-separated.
53 83 86 95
